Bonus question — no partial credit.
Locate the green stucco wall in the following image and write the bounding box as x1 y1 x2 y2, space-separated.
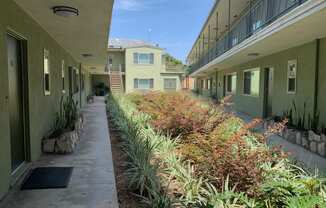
108 50 125 67
196 40 320 120
0 0 89 198
317 38 326 126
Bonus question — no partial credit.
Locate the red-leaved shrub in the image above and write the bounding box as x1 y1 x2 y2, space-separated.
134 92 228 137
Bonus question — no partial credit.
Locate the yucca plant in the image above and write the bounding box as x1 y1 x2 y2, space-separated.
50 96 66 138
63 95 79 130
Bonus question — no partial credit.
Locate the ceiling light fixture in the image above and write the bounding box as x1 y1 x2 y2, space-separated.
81 53 93 58
248 53 260 57
53 6 79 17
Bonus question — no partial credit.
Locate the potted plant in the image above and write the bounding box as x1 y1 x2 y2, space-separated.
42 96 83 154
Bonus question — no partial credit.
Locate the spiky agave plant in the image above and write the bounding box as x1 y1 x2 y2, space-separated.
50 96 66 138
63 95 79 131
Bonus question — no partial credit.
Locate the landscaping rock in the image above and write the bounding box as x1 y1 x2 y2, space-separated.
287 129 297 143
42 139 56 153
317 142 326 157
309 130 321 142
55 131 78 154
302 136 309 149
321 134 326 142
43 130 79 154
296 131 302 145
281 127 287 138
310 141 317 153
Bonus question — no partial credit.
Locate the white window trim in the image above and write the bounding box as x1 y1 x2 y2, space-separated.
135 79 153 90
287 59 297 95
44 49 51 96
226 72 237 94
62 60 66 94
134 53 154 65
242 68 260 97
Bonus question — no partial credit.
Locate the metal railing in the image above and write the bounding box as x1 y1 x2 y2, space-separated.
108 64 125 73
190 0 307 74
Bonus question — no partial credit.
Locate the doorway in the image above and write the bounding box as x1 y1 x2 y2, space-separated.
7 34 28 173
263 67 274 118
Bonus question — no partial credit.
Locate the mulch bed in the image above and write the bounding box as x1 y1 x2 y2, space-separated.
108 115 145 208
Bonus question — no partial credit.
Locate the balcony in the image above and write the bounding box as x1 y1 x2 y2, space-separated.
190 0 308 74
108 64 125 74
163 64 185 74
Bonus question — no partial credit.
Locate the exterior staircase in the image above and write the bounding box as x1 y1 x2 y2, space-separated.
109 64 124 93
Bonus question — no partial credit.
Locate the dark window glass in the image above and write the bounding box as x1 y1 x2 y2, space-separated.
227 75 232 92
149 79 154 89
288 78 296 92
44 74 50 92
244 71 252 95
62 77 65 91
134 79 138 89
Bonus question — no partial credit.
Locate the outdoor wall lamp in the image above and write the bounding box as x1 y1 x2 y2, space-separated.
52 6 79 17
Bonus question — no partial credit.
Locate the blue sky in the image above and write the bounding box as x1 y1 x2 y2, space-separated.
110 0 215 63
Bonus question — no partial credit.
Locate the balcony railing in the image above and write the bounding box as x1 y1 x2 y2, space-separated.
107 64 125 73
190 0 308 74
164 64 185 73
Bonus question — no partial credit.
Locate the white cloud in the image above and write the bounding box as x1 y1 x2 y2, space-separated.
115 0 166 11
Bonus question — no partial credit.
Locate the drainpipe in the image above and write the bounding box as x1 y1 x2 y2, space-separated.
313 39 320 117
228 0 231 49
79 63 82 108
215 70 218 98
249 0 252 36
216 12 219 43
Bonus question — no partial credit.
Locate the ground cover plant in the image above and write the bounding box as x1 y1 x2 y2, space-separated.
107 92 326 208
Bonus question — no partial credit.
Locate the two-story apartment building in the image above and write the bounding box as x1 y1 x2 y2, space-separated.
187 0 326 125
100 38 185 93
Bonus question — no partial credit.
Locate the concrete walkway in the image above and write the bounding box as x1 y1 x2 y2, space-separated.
234 110 326 173
0 97 118 208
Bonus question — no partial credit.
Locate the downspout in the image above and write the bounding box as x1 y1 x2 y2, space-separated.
79 63 82 108
313 39 320 117
215 70 218 98
228 0 231 49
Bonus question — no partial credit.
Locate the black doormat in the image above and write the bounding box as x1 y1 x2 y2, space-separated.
21 167 73 190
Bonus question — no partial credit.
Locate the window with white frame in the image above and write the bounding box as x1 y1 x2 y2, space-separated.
287 60 297 94
164 78 177 90
243 68 260 96
43 49 50 96
133 53 154 65
134 79 154 89
62 60 65 93
226 73 237 94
